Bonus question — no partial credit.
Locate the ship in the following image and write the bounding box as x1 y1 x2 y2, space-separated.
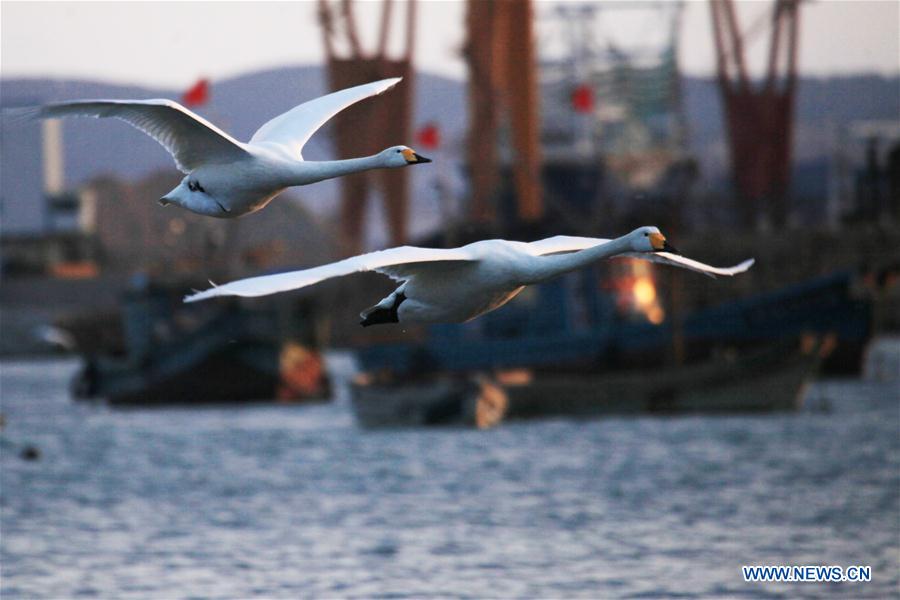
349 267 873 428
70 282 330 406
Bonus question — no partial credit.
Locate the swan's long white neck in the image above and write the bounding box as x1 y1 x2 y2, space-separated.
286 154 383 185
523 235 632 285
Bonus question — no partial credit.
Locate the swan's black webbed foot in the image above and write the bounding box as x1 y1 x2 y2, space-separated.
360 292 406 327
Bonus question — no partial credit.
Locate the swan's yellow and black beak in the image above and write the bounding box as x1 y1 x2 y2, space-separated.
402 148 432 164
650 232 679 254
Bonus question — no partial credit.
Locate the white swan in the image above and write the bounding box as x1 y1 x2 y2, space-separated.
24 78 430 217
184 226 754 326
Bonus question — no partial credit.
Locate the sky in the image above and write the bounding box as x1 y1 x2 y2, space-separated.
1 0 898 89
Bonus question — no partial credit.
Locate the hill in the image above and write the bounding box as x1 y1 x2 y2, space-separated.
2 67 896 233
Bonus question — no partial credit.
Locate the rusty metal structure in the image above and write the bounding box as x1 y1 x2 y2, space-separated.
318 0 416 254
710 0 801 228
464 0 543 224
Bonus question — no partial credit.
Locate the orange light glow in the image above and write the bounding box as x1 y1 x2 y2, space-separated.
631 273 665 324
633 278 657 305
612 260 666 325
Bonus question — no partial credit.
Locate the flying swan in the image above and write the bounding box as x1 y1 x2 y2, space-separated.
23 78 430 217
184 226 754 326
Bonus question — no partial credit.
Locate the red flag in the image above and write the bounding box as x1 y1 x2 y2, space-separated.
415 123 440 150
571 83 594 114
182 78 210 107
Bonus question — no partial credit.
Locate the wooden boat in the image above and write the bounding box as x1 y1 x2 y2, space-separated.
502 335 833 420
74 339 283 405
348 269 864 428
356 270 871 377
351 376 507 429
349 335 831 427
71 285 329 406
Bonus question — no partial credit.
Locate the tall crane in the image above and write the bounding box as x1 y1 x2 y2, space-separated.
318 0 416 254
710 0 801 229
464 0 543 224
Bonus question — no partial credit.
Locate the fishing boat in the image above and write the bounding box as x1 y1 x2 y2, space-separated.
502 335 833 419
351 376 506 429
350 335 830 428
71 284 329 406
349 269 867 428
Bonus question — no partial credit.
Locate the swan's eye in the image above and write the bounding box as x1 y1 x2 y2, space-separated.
396 149 402 153
644 232 648 237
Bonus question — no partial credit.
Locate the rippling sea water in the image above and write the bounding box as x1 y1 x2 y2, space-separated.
1 358 898 599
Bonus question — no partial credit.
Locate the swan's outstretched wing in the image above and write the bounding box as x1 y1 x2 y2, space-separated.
618 253 755 278
27 99 250 173
248 78 402 160
184 245 478 303
528 235 754 278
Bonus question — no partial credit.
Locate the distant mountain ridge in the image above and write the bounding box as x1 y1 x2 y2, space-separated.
1 66 897 233
1 66 467 188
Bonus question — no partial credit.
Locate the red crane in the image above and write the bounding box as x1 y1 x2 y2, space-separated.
709 0 801 228
464 0 543 224
318 0 416 254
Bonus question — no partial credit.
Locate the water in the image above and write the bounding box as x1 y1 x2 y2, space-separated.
1 359 898 599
